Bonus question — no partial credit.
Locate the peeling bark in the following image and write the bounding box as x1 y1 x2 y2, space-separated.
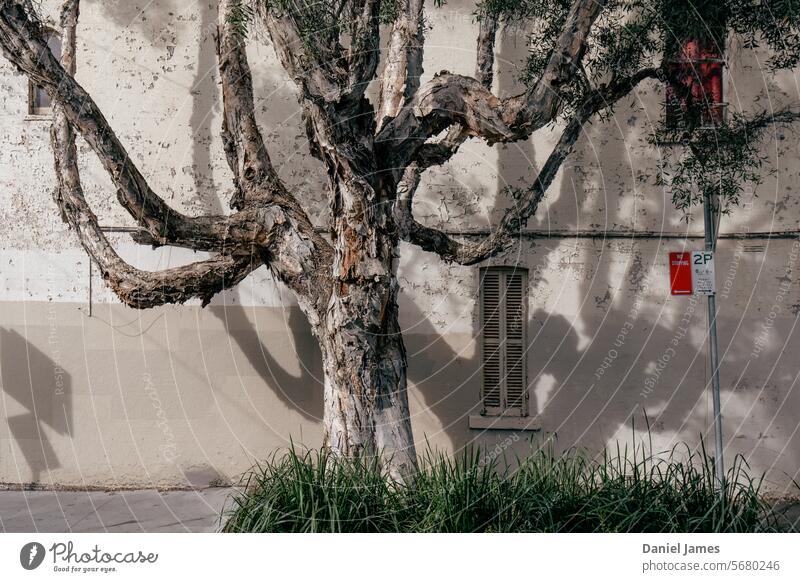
320 283 417 481
377 0 424 130
346 0 381 98
217 0 276 210
215 0 334 323
376 0 604 173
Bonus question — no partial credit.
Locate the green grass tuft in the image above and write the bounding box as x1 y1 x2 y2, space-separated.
221 439 777 533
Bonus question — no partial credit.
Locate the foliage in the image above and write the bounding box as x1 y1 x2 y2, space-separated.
222 439 778 533
264 0 342 48
233 1 351 58
728 0 800 69
484 0 798 77
653 109 800 213
226 1 254 39
477 1 799 216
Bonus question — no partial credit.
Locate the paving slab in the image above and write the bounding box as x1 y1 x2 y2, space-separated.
0 488 233 533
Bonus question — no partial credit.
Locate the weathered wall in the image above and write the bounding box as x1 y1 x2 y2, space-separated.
1 1 800 494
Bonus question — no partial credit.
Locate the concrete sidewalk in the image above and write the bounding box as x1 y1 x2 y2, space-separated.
0 488 233 533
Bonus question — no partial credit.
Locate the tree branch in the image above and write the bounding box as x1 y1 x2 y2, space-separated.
396 67 660 264
215 0 335 320
346 0 381 98
391 10 499 256
50 0 258 309
377 0 424 130
407 10 499 173
0 0 232 251
257 5 347 102
376 0 605 174
218 0 280 210
0 0 335 318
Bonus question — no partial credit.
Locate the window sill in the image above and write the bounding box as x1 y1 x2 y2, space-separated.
468 414 541 431
25 114 53 122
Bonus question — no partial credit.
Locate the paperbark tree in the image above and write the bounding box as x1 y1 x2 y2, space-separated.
0 0 798 481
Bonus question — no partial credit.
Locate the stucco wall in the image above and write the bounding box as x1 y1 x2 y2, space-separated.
1 0 800 494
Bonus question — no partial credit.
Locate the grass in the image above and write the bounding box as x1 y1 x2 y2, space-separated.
221 438 778 533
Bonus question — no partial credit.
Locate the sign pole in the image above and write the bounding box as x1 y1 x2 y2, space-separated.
703 191 725 486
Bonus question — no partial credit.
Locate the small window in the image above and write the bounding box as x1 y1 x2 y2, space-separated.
479 266 528 417
665 38 726 129
28 30 61 116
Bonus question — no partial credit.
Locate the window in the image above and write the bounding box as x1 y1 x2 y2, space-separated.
28 30 61 116
479 266 528 417
665 38 725 129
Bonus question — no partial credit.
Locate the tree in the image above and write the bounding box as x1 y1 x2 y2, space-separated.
0 0 798 481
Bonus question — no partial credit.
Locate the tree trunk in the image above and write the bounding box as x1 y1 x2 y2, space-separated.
319 279 417 483
296 90 419 481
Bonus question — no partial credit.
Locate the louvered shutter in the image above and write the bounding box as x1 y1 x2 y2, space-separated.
480 267 528 416
504 270 527 414
481 269 503 413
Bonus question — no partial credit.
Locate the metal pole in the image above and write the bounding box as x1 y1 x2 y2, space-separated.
703 192 724 485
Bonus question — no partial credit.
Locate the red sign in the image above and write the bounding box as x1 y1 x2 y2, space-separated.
669 252 693 295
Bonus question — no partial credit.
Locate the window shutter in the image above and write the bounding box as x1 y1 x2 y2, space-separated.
504 270 527 414
480 267 528 416
481 269 503 412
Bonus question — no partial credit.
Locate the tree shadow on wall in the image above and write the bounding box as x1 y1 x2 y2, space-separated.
0 328 72 484
84 1 328 430
207 303 324 422
399 294 581 451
